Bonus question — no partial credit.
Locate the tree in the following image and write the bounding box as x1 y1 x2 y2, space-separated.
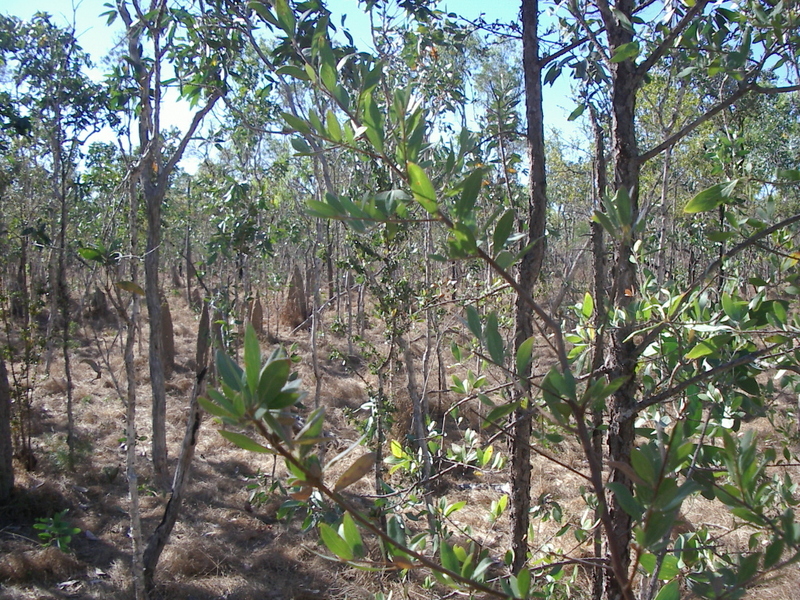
108 0 239 482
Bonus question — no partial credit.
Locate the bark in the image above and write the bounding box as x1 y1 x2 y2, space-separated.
598 1 640 597
511 0 548 575
0 358 13 503
143 303 210 592
589 105 609 600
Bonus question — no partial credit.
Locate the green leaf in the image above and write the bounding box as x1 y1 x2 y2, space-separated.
653 579 680 600
684 181 738 213
582 292 594 318
492 209 515 255
776 168 800 181
340 513 365 558
307 199 342 219
256 359 289 407
516 567 531 598
326 109 342 142
276 65 310 80
219 430 274 453
516 336 535 376
483 401 519 427
607 482 644 520
243 326 261 396
592 210 619 240
273 0 296 35
611 41 640 63
281 112 313 134
291 137 313 154
319 522 353 560
407 162 438 214
248 1 279 27
440 541 459 573
567 104 586 121
78 247 104 262
198 395 235 419
456 170 483 220
466 305 482 339
484 312 505 366
217 350 244 392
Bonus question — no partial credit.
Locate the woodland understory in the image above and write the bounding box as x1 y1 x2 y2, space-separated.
3 1 800 600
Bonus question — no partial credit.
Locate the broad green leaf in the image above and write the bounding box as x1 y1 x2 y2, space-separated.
631 448 656 486
325 109 342 142
516 336 535 376
281 112 312 134
276 65 310 80
492 209 515 254
440 541 459 573
78 247 104 262
684 181 737 213
248 1 279 27
567 103 586 121
611 41 640 63
456 169 483 219
466 305 482 339
615 187 633 228
764 538 784 569
291 137 313 154
258 359 290 406
685 341 716 360
776 168 800 181
407 162 438 214
340 513 365 558
273 0 296 35
307 199 342 219
243 326 261 396
219 430 274 453
607 482 644 520
319 522 353 560
217 350 243 392
582 291 594 318
516 567 531 598
592 210 619 240
484 312 505 366
198 395 235 418
654 579 680 600
483 401 518 427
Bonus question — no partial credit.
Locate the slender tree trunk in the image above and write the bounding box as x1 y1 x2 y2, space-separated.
600 1 640 597
0 358 13 503
143 303 209 592
511 0 548 574
589 105 609 600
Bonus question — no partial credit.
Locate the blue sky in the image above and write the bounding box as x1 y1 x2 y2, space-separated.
2 0 581 143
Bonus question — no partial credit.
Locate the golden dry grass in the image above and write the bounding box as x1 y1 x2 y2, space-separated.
1 287 799 600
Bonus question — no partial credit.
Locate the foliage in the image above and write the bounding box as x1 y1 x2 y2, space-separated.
33 510 81 552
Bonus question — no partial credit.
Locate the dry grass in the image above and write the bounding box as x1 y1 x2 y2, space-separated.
1 288 800 599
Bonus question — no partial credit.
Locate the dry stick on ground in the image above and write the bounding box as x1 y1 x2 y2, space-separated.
143 302 211 592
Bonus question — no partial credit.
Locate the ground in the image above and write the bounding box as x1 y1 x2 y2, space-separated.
1 287 799 599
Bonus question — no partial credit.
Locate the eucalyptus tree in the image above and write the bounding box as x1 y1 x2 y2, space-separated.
202 1 800 599
2 13 106 466
107 0 242 482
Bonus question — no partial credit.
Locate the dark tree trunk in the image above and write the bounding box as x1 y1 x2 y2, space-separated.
511 0 548 575
0 358 13 503
598 1 640 598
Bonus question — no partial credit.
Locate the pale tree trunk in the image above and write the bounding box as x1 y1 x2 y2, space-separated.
124 176 147 600
511 0 548 574
118 0 221 485
143 302 210 592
